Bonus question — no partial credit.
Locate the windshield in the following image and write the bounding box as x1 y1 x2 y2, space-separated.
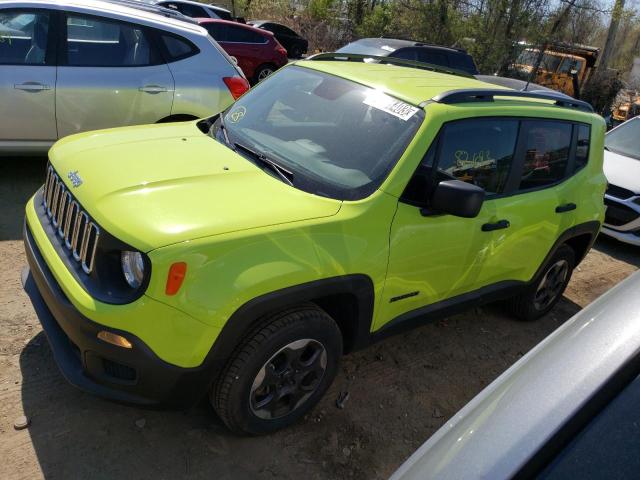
215 66 424 200
605 119 640 161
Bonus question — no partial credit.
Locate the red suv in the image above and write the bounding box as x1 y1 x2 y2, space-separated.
197 19 288 84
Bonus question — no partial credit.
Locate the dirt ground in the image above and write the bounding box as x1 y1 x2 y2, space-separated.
1 157 638 480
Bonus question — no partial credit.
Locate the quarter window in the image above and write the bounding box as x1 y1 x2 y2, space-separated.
0 10 50 65
66 15 158 67
435 119 519 195
575 124 590 171
159 33 198 62
519 121 572 190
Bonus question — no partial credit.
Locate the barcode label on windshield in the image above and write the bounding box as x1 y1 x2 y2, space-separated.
363 94 419 121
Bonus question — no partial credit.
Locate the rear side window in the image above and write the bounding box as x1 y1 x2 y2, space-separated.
434 119 519 195
449 54 478 74
209 8 233 21
159 33 199 62
225 25 267 43
575 124 590 171
164 1 207 17
0 10 50 65
66 14 159 67
415 49 449 67
518 121 572 190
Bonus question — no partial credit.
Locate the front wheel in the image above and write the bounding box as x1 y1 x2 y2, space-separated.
211 305 342 435
506 245 575 321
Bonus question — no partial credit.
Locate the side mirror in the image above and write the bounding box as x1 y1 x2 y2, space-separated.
424 180 485 218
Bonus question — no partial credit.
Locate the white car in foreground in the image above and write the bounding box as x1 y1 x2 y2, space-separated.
602 117 640 246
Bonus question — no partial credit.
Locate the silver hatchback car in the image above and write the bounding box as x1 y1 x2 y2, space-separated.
0 0 248 155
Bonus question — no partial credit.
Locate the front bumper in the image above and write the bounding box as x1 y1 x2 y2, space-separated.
23 223 214 407
600 226 640 246
602 192 640 247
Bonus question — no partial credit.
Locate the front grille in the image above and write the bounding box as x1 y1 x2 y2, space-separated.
606 184 636 200
604 198 639 227
42 164 100 274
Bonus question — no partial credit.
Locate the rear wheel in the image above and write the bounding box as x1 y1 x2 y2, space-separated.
290 45 303 58
506 245 575 321
254 64 276 83
212 305 342 435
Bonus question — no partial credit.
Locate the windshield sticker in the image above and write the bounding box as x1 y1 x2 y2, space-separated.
229 106 246 123
363 92 418 121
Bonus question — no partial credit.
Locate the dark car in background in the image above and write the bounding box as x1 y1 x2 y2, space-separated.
198 18 288 83
336 38 479 76
247 20 308 58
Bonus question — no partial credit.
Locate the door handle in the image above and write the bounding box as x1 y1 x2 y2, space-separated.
139 85 169 94
14 82 51 92
482 220 510 232
555 203 576 213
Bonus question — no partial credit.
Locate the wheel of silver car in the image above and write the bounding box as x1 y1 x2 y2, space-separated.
212 305 342 435
249 338 327 419
533 259 570 311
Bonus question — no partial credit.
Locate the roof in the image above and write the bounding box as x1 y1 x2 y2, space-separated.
1 0 207 34
391 270 640 479
297 59 504 106
195 17 273 35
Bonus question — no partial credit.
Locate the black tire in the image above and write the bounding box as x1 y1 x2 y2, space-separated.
212 305 342 435
289 45 302 59
253 64 276 84
506 245 576 321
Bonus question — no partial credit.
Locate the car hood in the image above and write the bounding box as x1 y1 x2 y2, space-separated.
603 149 640 195
48 122 342 251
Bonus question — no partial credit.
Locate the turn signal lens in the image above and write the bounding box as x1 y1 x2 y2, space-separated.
166 262 187 296
97 331 133 349
223 76 250 100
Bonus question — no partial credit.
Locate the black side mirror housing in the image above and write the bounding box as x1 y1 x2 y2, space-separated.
424 180 485 218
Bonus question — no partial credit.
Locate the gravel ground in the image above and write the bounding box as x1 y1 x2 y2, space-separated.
1 157 638 480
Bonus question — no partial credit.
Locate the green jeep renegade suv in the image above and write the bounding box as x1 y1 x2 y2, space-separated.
23 53 606 434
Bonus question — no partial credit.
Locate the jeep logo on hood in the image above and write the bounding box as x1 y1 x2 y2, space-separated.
67 170 83 188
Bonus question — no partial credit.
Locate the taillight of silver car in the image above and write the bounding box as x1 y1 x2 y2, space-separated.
223 76 250 100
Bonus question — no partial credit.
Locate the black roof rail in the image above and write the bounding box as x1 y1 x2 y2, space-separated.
432 89 594 112
307 52 474 79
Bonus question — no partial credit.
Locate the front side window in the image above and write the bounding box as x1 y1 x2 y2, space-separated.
434 119 519 195
66 14 157 67
212 66 423 200
0 10 50 65
519 121 572 190
541 53 561 72
605 118 640 161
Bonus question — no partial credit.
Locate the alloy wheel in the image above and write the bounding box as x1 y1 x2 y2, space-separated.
534 259 569 311
258 68 274 81
249 339 327 420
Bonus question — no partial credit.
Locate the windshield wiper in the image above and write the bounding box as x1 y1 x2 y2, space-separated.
234 142 294 186
217 113 230 145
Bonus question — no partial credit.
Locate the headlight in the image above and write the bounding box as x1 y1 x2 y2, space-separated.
121 251 145 289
